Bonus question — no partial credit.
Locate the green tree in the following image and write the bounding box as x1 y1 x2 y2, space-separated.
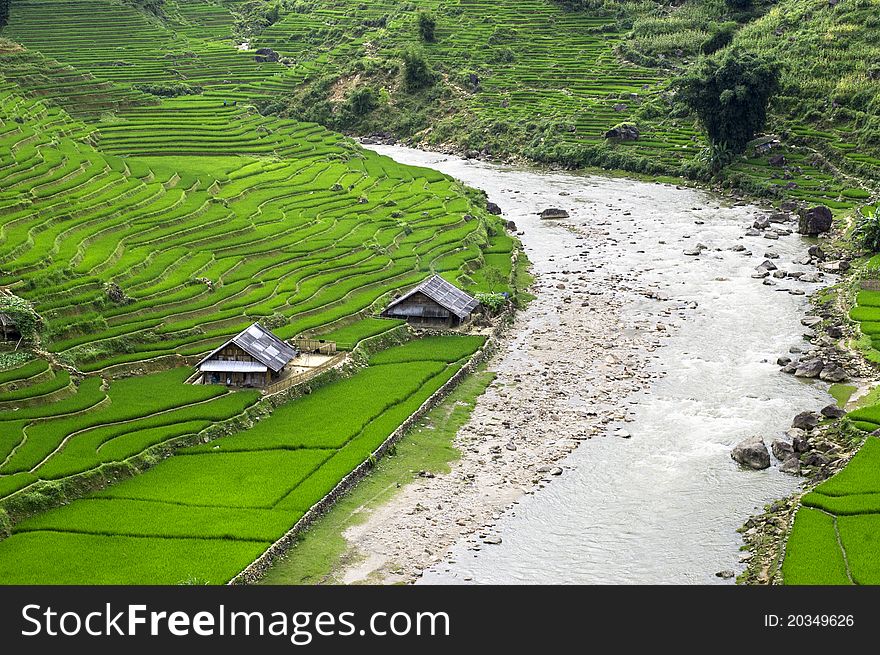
402 47 434 91
347 86 379 116
417 11 436 42
675 49 779 156
1 0 10 28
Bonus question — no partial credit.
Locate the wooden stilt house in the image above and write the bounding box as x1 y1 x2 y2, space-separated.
381 275 480 328
196 322 297 388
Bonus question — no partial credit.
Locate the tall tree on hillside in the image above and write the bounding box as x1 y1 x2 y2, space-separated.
675 49 779 158
0 0 10 29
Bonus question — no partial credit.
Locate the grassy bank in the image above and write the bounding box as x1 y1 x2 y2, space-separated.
259 368 496 585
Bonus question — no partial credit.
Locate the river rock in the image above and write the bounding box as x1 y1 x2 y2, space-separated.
540 208 570 219
745 228 761 237
794 358 824 378
780 455 801 475
797 205 833 235
764 251 779 259
819 260 850 273
777 356 792 366
772 270 787 279
769 212 791 224
753 216 770 229
771 439 794 460
820 404 846 419
758 259 777 271
715 570 735 580
792 411 820 431
827 325 844 338
731 436 771 470
819 364 847 382
801 316 822 328
486 201 503 215
808 245 826 261
799 272 822 283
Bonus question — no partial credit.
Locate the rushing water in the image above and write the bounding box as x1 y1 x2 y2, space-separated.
367 145 833 584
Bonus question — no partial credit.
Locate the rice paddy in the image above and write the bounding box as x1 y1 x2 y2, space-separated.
784 438 880 584
0 337 485 584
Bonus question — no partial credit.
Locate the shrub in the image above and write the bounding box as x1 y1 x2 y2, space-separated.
854 206 880 253
347 86 380 116
674 49 780 154
701 22 737 55
417 12 436 42
402 47 435 91
132 82 203 97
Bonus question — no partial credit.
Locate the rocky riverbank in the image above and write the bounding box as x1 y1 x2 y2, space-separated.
734 205 877 585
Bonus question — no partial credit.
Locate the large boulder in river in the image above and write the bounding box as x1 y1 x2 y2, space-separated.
540 208 570 219
794 358 824 378
731 436 771 470
819 363 848 383
797 205 833 235
792 411 820 431
486 201 503 215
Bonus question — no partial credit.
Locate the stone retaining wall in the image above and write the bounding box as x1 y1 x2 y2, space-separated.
228 308 515 585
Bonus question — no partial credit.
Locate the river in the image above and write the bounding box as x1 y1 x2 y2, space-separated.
364 144 833 584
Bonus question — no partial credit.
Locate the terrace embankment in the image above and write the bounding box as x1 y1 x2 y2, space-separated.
319 145 835 585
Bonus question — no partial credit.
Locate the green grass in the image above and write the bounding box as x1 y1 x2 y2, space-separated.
829 384 857 408
837 515 880 585
0 531 270 585
315 317 405 349
260 368 496 584
367 335 486 364
783 507 851 585
0 338 486 583
811 439 880 497
0 360 48 386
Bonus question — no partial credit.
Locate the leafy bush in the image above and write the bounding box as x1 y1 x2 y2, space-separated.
674 49 780 154
855 206 880 253
417 11 436 42
132 82 203 97
701 22 737 55
346 85 380 116
402 47 435 91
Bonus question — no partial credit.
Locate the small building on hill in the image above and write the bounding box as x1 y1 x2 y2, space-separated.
381 275 480 328
196 322 297 388
0 312 20 342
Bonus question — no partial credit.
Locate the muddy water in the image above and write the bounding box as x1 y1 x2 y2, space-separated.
367 145 832 584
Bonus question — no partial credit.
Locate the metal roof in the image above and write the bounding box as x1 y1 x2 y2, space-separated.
196 323 297 373
384 275 479 320
199 361 268 373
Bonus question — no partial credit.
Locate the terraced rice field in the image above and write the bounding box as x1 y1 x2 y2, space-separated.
784 437 880 585
0 0 516 584
0 83 506 372
0 365 261 502
0 337 484 584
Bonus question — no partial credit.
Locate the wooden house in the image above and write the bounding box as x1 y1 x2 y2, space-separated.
0 312 20 342
196 323 297 388
381 275 480 328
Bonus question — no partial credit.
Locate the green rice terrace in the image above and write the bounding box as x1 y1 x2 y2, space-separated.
0 0 879 588
0 0 516 584
0 337 485 584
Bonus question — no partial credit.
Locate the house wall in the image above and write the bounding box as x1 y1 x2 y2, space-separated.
201 343 273 387
383 292 462 327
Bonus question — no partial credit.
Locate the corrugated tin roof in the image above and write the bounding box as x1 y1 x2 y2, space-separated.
384 275 479 320
196 323 297 373
199 361 268 373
